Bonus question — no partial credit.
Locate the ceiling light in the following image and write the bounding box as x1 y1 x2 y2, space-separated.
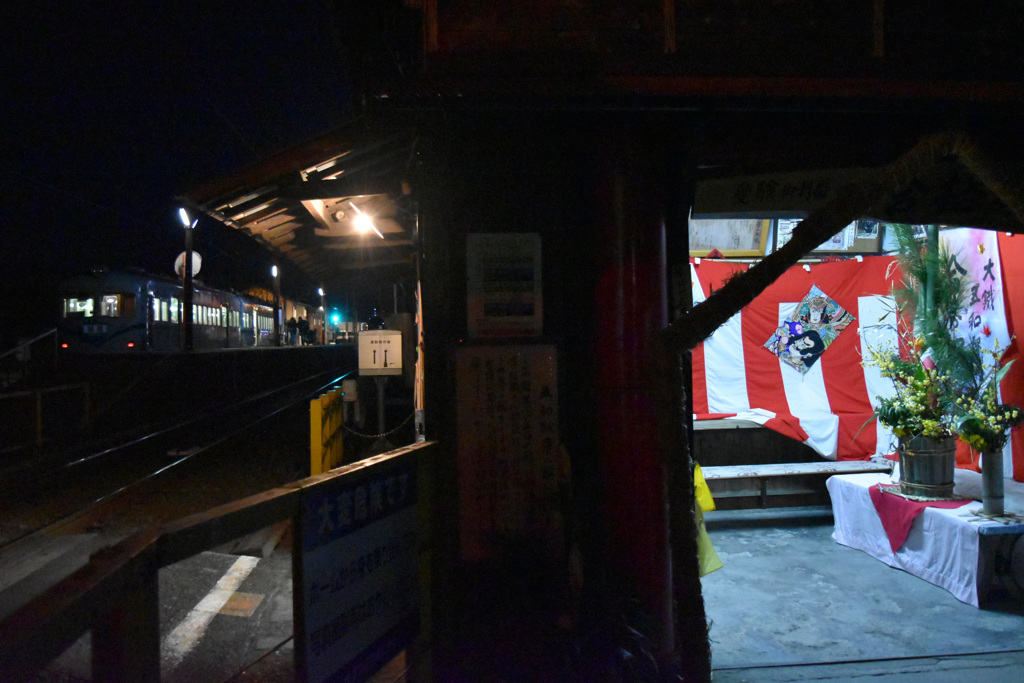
350 202 384 239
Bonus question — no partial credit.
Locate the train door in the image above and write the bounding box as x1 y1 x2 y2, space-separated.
146 293 155 350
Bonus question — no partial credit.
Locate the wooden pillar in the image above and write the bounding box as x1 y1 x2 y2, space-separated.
92 561 160 681
593 133 673 658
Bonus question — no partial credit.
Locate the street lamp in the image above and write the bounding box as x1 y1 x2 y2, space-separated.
318 287 326 344
272 264 282 346
178 208 197 352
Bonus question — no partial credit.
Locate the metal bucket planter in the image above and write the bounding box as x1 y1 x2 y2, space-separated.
899 436 957 498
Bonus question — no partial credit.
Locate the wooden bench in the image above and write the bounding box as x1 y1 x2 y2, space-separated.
701 460 893 508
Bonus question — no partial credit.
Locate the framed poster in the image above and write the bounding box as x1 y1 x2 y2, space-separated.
688 218 770 257
774 219 883 255
467 233 543 338
852 219 885 253
812 220 857 253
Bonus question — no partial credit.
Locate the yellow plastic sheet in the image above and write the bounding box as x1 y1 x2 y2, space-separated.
694 463 716 512
693 464 722 576
695 501 723 577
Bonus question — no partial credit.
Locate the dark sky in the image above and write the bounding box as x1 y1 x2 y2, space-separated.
2 3 356 343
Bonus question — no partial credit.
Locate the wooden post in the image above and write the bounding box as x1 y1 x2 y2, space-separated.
92 554 161 681
35 389 43 446
310 396 324 476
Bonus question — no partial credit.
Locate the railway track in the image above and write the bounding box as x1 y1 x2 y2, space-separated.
0 369 351 550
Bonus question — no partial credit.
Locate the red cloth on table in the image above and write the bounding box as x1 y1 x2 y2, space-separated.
868 484 972 553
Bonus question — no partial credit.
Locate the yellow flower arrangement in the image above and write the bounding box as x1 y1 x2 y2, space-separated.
953 343 1022 452
863 337 959 440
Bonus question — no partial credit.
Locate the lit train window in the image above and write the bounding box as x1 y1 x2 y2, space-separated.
194 304 200 324
170 297 179 324
64 297 94 317
152 297 160 321
161 300 169 322
99 295 120 317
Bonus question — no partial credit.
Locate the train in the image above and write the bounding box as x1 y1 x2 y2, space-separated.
57 268 323 352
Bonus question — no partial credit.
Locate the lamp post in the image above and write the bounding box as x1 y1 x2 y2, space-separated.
272 264 282 346
318 287 326 344
178 208 196 352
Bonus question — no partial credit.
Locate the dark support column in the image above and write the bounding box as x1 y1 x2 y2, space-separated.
273 263 282 346
593 135 673 659
660 129 712 679
182 221 195 352
92 566 160 682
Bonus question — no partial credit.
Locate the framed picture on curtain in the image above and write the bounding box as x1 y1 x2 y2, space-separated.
775 219 884 255
688 218 771 257
851 219 885 253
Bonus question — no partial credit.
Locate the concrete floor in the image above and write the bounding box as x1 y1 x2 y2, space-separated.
701 506 1024 681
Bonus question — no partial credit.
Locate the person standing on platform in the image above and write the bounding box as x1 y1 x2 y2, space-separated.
286 317 298 345
298 316 310 345
366 307 385 330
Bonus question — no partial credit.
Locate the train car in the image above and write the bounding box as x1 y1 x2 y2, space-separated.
57 269 303 353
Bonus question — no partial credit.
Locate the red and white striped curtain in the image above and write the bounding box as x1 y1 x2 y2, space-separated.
691 255 902 461
692 231 1024 477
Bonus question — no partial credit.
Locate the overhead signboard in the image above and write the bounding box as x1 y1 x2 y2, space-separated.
693 168 871 219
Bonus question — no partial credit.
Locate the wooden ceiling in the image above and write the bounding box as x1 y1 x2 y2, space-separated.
183 122 418 291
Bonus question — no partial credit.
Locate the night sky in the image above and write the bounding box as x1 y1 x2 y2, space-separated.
3 4 356 345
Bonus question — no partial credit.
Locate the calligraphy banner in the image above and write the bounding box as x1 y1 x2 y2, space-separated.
455 344 566 562
940 228 1009 354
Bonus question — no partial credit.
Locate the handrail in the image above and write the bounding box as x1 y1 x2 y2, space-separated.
0 382 90 450
0 440 436 681
0 328 56 362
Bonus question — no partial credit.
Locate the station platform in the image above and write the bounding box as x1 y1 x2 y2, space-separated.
13 505 1024 681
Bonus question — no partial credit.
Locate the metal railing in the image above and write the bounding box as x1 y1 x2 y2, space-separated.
0 440 436 682
0 329 57 389
0 383 90 452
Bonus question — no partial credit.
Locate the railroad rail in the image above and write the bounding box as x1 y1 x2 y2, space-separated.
0 440 437 681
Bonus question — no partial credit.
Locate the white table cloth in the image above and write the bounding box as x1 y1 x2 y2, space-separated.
827 469 1024 606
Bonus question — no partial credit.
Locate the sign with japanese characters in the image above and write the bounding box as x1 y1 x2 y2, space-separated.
358 330 403 376
940 228 1009 354
295 449 418 683
693 167 871 218
455 344 567 562
467 233 543 338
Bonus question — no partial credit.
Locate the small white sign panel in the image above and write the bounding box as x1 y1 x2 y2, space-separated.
358 330 403 376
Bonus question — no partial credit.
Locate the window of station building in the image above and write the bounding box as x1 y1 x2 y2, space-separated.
64 297 94 317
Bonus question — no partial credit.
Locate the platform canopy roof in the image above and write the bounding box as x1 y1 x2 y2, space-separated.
182 119 418 294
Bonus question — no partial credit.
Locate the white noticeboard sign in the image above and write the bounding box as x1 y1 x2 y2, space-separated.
358 330 402 376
